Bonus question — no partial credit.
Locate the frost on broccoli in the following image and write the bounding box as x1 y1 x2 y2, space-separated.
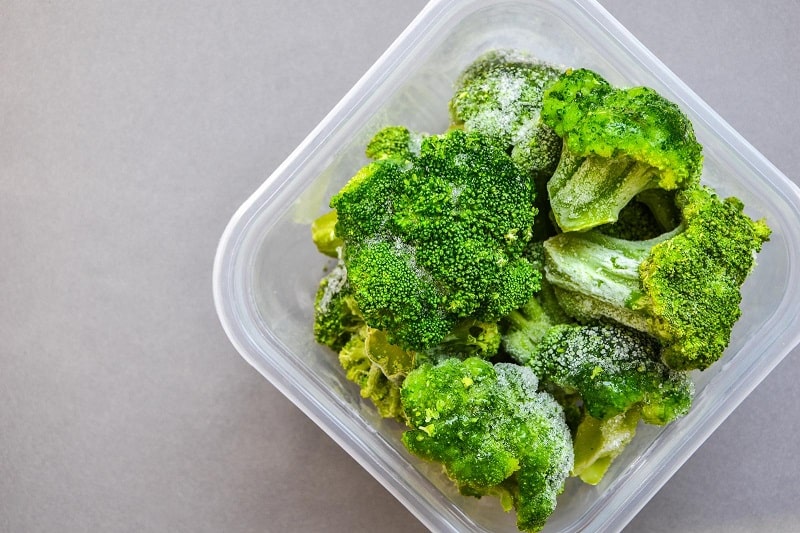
544 186 771 370
313 255 363 351
541 68 703 232
450 50 564 239
401 358 573 532
331 129 541 351
530 324 693 425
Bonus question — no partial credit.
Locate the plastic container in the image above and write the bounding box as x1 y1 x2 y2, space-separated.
212 0 800 531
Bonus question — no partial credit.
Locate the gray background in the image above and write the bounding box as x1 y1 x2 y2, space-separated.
2 1 798 532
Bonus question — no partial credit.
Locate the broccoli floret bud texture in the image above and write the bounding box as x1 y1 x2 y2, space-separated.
401 358 573 532
541 68 703 232
332 129 542 351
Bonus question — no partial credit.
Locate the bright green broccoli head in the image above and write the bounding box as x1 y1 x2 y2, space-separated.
331 129 542 351
544 186 770 370
401 358 573 532
541 68 703 232
530 323 694 424
365 125 425 161
640 186 772 370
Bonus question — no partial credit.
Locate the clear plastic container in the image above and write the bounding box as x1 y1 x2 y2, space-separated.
212 0 800 531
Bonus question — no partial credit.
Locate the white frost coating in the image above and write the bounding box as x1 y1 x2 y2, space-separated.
408 132 425 157
494 364 574 483
318 250 348 313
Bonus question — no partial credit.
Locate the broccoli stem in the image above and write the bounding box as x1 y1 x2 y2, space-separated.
548 149 661 232
311 210 343 257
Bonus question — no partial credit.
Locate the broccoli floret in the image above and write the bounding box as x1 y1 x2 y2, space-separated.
530 324 693 424
313 256 363 351
596 198 664 241
401 358 573 532
571 410 640 485
502 278 574 365
418 318 502 365
450 49 564 240
365 125 426 161
338 327 405 420
310 210 343 257
544 186 771 370
332 129 542 351
541 68 703 232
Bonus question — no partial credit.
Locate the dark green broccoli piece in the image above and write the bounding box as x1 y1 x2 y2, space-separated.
332 129 542 351
450 49 564 240
401 358 573 532
365 125 426 161
596 198 665 241
544 186 771 370
541 68 703 232
530 324 693 424
313 257 363 351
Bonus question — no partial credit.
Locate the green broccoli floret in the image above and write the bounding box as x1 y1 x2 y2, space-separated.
502 278 574 366
530 324 693 424
365 125 426 161
311 210 343 257
541 68 703 232
418 318 501 365
338 327 405 420
596 198 665 241
544 186 771 370
401 358 573 532
331 129 542 351
571 410 640 485
313 256 363 351
450 49 564 240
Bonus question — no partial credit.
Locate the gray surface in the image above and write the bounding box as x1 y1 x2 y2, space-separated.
1 1 798 532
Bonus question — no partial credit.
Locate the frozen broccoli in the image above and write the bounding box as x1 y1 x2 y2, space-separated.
530 324 693 424
571 410 640 485
541 68 703 232
332 129 541 351
450 49 564 239
313 254 363 351
544 186 770 370
401 358 573 532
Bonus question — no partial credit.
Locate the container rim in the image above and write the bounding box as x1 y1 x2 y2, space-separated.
213 0 800 531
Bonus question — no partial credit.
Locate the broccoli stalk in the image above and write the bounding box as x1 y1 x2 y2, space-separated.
541 68 703 232
571 410 641 485
544 185 771 370
401 358 573 532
